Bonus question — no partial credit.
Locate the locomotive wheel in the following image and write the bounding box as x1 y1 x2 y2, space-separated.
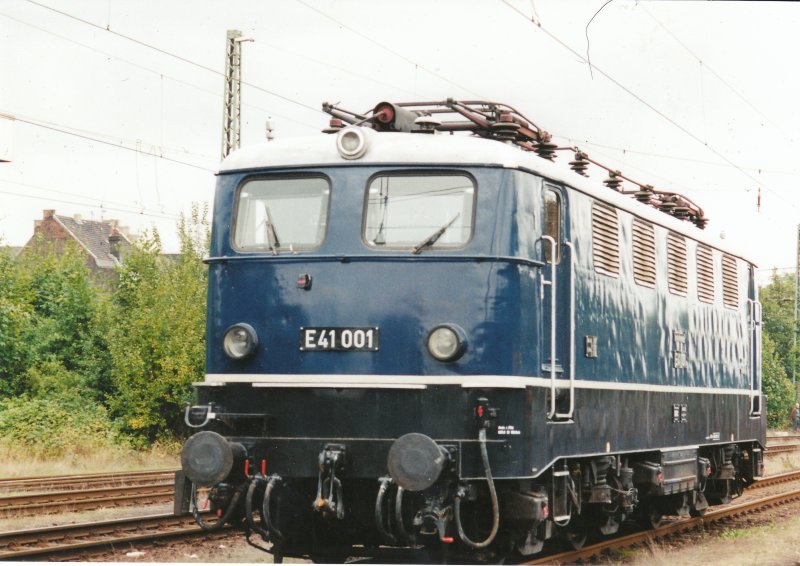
559 526 587 550
689 505 707 518
640 503 664 529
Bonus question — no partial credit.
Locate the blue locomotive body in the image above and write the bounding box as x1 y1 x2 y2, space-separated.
178 101 765 562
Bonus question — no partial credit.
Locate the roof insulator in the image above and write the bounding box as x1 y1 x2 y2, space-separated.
604 170 624 191
534 132 557 161
489 110 519 141
412 114 442 134
569 151 589 176
634 184 654 203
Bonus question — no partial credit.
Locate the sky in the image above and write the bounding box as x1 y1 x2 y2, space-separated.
1 0 798 285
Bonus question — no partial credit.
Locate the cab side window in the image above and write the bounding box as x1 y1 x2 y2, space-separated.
543 188 561 263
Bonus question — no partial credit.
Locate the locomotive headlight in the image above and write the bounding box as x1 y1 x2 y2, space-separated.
223 323 258 359
336 126 369 160
427 324 467 362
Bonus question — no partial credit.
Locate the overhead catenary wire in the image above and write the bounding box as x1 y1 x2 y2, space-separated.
25 0 322 116
0 185 182 222
293 0 488 100
638 3 793 145
248 39 419 101
9 115 217 173
499 0 795 212
575 139 800 178
0 12 320 133
0 177 188 218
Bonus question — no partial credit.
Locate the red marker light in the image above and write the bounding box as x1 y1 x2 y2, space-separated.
542 505 549 519
245 460 250 476
441 536 454 544
262 459 267 476
477 406 484 418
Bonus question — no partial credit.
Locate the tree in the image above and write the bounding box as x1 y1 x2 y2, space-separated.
107 204 209 443
760 271 799 380
0 249 33 396
762 331 795 428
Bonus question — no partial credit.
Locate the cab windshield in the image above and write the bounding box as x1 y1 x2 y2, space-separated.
233 177 330 251
364 173 475 250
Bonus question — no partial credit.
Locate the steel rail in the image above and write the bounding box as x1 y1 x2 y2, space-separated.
0 512 221 560
751 469 800 488
525 482 800 564
0 469 176 492
0 482 174 515
765 443 800 455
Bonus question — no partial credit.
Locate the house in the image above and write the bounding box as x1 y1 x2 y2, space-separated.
22 209 133 277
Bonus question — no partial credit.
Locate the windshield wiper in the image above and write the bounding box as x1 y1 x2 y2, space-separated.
372 188 389 245
263 204 281 255
410 213 461 255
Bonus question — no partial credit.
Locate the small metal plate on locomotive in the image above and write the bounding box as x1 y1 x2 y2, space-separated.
299 327 380 351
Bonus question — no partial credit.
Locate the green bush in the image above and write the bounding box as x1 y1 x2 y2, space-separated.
0 395 120 458
763 332 796 429
107 205 208 444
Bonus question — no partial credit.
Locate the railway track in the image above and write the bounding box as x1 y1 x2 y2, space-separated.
7 475 800 562
0 482 175 516
0 512 222 560
525 470 800 565
764 443 800 455
0 469 176 492
0 469 178 517
0 465 796 561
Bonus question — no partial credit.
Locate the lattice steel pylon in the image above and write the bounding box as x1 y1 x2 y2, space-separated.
221 30 243 160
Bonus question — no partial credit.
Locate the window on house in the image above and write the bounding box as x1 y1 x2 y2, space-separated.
592 202 619 277
666 233 688 296
722 254 739 308
632 219 656 287
697 245 715 304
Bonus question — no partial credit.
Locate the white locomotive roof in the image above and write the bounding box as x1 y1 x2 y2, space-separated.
221 130 754 265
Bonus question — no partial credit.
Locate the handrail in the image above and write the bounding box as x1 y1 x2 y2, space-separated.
204 253 546 268
747 298 762 416
555 241 575 420
539 235 557 419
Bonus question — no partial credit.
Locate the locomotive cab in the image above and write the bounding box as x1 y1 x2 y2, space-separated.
177 100 766 563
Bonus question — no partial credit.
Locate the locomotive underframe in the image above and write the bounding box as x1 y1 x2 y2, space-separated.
178 382 765 561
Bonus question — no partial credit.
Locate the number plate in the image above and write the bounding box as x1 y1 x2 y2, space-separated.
300 327 380 352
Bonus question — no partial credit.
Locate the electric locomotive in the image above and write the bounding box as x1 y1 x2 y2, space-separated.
176 99 765 563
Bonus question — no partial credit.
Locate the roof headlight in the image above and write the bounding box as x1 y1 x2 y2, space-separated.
223 323 258 359
427 324 467 362
336 126 369 160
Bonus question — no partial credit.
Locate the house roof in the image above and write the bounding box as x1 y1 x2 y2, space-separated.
54 214 131 267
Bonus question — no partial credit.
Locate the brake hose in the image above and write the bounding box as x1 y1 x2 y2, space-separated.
245 477 270 541
373 478 396 544
454 427 500 549
262 475 285 543
192 482 243 532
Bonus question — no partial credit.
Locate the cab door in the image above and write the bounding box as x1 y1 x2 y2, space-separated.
540 183 574 420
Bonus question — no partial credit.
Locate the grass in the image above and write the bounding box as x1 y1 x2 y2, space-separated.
616 516 800 566
0 441 180 532
0 440 178 478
